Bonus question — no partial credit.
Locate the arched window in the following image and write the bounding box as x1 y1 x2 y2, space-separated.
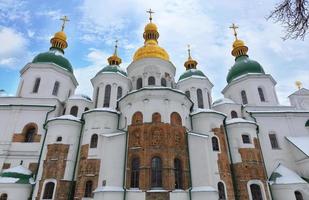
90 134 98 148
231 110 238 118
32 78 41 93
103 85 111 107
137 78 143 89
197 89 204 108
117 86 123 99
56 136 62 142
25 126 36 143
185 91 190 98
218 182 226 200
95 87 100 108
152 112 161 123
131 157 140 188
132 112 143 125
84 180 93 197
70 106 78 117
84 107 89 112
52 81 60 96
161 78 166 86
258 87 265 102
242 134 251 144
151 157 162 188
0 193 8 200
148 76 155 85
241 90 248 105
212 137 219 151
295 191 304 200
174 158 182 189
269 132 279 149
43 182 55 199
250 184 263 200
171 112 182 126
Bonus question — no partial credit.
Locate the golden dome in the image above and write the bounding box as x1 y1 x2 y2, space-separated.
54 31 67 41
133 40 169 61
144 22 158 31
232 39 245 48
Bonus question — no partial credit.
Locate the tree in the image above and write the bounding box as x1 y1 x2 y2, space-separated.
268 0 309 40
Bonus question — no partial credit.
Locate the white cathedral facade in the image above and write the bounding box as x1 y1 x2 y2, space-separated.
0 15 309 200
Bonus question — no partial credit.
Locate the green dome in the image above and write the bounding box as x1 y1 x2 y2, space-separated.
96 65 127 77
32 50 73 73
0 166 33 184
227 55 265 83
179 69 206 81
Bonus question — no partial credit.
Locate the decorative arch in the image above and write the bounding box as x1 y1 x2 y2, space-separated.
171 112 182 126
70 106 78 117
231 110 238 118
42 180 56 199
90 134 98 148
218 181 227 200
247 180 267 200
148 76 155 85
152 112 161 123
132 112 143 125
84 180 93 197
22 123 38 143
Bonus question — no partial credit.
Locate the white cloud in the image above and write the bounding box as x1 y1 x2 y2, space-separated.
0 0 30 24
36 9 63 20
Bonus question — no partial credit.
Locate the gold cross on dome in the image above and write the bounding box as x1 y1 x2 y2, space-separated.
114 39 118 55
60 16 70 31
187 44 192 59
147 9 155 22
229 23 239 40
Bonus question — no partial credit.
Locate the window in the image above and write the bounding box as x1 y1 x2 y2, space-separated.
0 194 7 200
218 182 226 200
231 110 238 118
174 158 182 189
25 127 36 143
212 137 219 151
152 112 161 123
250 184 263 200
95 87 100 108
269 133 279 149
242 134 251 144
43 182 55 199
32 78 41 93
207 92 211 108
70 106 78 117
151 157 162 188
258 87 265 102
161 78 166 86
137 78 143 89
171 112 182 126
103 85 111 107
52 81 60 96
197 89 204 108
84 107 89 112
56 136 62 142
295 191 304 200
185 91 190 98
117 86 123 99
90 134 98 148
84 180 93 197
148 76 155 85
131 158 140 188
241 90 248 105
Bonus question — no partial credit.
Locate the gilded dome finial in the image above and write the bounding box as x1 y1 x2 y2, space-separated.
187 44 192 60
229 23 248 58
184 44 198 70
295 81 302 90
60 16 70 32
108 40 122 65
50 16 69 53
147 8 154 22
229 23 239 41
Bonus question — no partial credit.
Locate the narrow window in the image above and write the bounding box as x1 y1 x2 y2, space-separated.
25 127 36 143
152 112 161 123
197 89 204 108
130 158 140 188
241 90 248 105
148 76 155 85
32 78 40 93
242 134 251 144
43 182 55 199
90 134 98 148
269 133 279 149
218 182 226 200
151 157 162 188
52 81 60 96
0 194 7 200
258 87 265 102
295 191 304 200
185 91 190 98
212 137 219 151
117 86 123 99
84 180 93 197
84 107 89 112
231 110 238 118
70 106 78 117
174 158 183 189
103 85 111 107
171 112 182 126
95 87 100 108
56 136 62 142
161 78 166 86
250 184 263 200
207 91 211 108
137 78 143 89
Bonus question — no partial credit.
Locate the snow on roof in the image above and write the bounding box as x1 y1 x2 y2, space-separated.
190 108 226 116
86 107 120 114
191 186 216 192
286 136 309 157
48 115 81 122
3 165 32 175
269 164 307 185
212 98 236 107
289 88 309 97
0 177 19 183
69 94 92 101
226 118 256 125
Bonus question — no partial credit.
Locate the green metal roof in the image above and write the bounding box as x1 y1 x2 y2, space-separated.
96 65 127 77
306 120 309 127
226 55 265 83
0 166 33 184
32 49 73 73
179 69 206 81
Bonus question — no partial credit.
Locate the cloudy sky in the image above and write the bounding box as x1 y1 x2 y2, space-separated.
0 0 308 104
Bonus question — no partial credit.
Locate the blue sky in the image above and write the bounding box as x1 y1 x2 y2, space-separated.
0 0 308 104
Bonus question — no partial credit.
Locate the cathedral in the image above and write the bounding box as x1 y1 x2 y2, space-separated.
0 12 309 200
